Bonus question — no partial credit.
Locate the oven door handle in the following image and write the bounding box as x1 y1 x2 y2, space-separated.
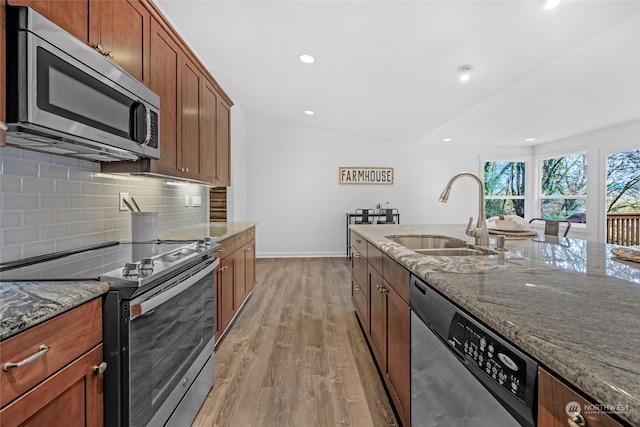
130 258 219 320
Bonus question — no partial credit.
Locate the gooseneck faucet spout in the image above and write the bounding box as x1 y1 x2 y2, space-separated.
438 172 490 246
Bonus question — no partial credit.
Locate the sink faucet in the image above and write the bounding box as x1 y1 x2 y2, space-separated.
438 172 490 246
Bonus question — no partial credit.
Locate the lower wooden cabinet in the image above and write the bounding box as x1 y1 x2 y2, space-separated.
351 232 410 427
538 367 625 427
0 298 105 427
215 227 257 343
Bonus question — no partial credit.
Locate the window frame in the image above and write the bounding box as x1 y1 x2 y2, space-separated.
479 157 532 220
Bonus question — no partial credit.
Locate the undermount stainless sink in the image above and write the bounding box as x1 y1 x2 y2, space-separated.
387 235 496 256
387 235 468 250
413 248 489 256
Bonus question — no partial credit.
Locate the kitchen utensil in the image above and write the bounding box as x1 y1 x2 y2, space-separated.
130 197 142 212
131 211 158 242
122 198 135 212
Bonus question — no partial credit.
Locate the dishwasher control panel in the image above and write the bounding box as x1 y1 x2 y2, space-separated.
448 313 527 402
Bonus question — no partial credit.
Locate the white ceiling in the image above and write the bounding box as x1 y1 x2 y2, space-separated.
155 0 640 147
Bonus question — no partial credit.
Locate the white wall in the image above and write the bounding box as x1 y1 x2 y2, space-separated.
246 117 530 257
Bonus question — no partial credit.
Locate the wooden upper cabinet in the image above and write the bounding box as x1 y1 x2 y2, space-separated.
216 97 231 186
149 17 180 176
89 0 150 83
200 80 219 184
180 58 203 180
7 0 90 42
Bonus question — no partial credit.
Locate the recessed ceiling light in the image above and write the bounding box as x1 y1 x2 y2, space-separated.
299 54 315 64
525 138 537 142
458 65 472 82
304 110 315 115
442 138 453 142
543 0 560 10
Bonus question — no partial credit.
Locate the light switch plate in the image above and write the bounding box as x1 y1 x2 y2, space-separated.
119 192 129 211
184 195 190 207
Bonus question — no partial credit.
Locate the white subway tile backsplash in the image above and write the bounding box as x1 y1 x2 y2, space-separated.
55 180 82 194
0 175 21 192
3 194 39 210
3 158 40 177
3 227 39 245
39 163 70 180
0 212 22 228
41 194 70 209
24 210 57 226
1 148 208 262
23 177 55 194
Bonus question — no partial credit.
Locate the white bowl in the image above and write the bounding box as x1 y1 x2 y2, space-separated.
492 219 528 231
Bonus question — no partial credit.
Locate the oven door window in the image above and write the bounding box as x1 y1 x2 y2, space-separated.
36 47 134 139
127 268 215 427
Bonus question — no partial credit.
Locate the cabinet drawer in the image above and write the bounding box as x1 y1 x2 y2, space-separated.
246 226 256 242
351 231 367 257
383 254 410 303
352 275 368 330
218 231 247 259
351 249 368 295
368 243 383 275
0 298 102 408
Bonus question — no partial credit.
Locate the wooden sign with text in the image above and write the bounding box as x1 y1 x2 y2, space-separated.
339 167 394 185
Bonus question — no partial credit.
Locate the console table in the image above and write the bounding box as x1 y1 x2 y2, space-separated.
345 211 400 257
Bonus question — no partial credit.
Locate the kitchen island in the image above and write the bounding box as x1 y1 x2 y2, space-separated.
350 223 640 427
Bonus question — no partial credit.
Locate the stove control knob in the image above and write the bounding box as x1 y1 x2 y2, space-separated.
203 237 212 246
123 262 139 276
197 239 206 248
139 257 155 270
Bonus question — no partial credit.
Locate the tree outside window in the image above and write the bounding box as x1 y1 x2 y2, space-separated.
540 153 587 223
484 161 525 218
606 149 640 213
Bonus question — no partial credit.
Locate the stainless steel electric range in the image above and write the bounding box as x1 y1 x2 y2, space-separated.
1 239 220 427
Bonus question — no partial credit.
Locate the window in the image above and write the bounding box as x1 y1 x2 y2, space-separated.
483 161 525 218
540 153 587 223
606 149 640 213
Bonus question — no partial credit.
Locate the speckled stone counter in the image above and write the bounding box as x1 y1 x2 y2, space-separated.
0 222 256 342
350 224 640 426
0 281 109 341
157 221 257 242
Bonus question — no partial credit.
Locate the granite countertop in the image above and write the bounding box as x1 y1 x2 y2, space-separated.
350 223 640 426
0 222 257 342
158 221 258 242
0 281 109 341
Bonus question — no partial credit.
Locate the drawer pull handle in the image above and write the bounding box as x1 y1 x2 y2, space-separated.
568 414 586 427
93 362 108 374
3 345 50 371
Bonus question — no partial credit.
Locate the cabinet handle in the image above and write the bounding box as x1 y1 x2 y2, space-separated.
93 43 104 53
568 414 586 427
103 50 113 58
221 265 228 271
354 285 361 291
3 345 50 371
0 121 7 131
355 239 362 243
93 362 108 374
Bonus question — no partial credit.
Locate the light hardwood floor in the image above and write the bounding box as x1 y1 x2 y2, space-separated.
192 257 398 427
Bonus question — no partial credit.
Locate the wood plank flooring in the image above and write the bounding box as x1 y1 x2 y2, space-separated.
192 258 398 427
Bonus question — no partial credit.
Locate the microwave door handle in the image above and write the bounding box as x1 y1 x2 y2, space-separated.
143 106 151 146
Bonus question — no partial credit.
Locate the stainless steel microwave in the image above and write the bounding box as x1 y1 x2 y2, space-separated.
5 7 160 162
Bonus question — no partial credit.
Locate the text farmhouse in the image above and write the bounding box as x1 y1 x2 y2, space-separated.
339 167 394 185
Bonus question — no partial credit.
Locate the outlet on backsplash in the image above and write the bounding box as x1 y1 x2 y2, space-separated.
184 195 190 207
192 195 202 207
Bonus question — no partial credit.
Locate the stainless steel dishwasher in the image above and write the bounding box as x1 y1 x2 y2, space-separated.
410 275 537 427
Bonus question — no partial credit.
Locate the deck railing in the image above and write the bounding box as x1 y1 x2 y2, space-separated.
606 213 640 246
